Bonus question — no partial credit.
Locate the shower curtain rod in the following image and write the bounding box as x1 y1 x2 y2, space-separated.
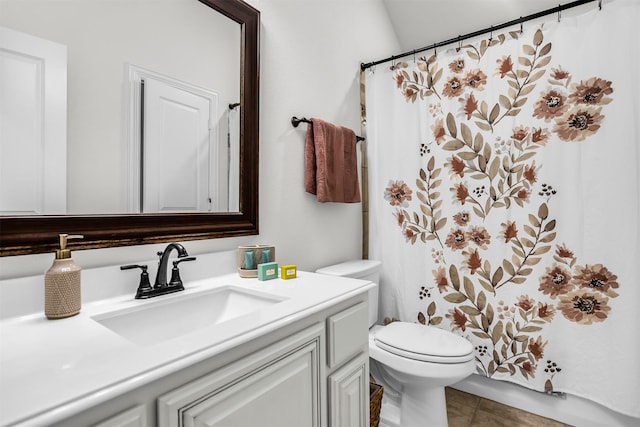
360 0 599 71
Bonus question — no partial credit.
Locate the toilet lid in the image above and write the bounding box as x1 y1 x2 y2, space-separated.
374 322 474 364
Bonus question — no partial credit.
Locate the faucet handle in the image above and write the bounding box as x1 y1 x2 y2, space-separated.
120 264 153 298
168 257 196 288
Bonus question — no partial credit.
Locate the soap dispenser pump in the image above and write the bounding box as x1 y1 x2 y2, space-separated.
45 234 84 319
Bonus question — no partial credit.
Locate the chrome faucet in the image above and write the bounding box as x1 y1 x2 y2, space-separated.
120 243 196 299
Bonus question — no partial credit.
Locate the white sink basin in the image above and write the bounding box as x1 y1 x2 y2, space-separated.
92 286 286 346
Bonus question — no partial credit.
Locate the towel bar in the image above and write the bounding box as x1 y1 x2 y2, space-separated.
292 116 365 142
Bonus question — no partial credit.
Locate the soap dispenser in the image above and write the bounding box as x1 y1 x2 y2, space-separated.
45 234 83 319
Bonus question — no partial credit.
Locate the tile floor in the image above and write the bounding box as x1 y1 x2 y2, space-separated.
445 387 573 427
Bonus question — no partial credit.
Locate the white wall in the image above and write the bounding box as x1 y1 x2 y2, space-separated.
0 0 399 279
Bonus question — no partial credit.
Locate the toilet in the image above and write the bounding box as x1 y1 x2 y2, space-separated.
316 260 475 427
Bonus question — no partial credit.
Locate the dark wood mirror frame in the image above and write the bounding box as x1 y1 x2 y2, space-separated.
0 0 259 256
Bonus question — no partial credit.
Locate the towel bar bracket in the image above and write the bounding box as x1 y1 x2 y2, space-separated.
291 116 365 141
291 116 312 128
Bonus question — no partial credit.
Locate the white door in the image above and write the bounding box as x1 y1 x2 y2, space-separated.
142 77 214 213
0 26 66 215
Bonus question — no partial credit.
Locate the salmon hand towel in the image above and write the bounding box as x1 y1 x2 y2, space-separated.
304 118 361 203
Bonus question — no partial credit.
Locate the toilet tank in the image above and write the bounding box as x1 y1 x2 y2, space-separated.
315 260 381 327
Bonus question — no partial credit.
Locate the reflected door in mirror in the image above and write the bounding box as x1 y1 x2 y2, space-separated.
0 26 67 215
142 77 217 213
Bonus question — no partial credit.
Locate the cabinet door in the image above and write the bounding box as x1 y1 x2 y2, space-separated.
158 324 323 427
328 355 368 427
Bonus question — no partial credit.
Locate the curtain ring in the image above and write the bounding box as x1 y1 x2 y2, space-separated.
489 26 493 42
520 18 523 34
458 36 462 50
558 5 561 22
598 0 602 10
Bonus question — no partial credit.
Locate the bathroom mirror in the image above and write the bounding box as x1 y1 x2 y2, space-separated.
0 0 259 256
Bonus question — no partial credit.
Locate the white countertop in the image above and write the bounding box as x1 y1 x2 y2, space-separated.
0 270 372 427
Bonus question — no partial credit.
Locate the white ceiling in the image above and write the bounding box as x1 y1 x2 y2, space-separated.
381 0 601 55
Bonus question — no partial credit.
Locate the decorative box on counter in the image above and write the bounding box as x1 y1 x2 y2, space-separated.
258 262 279 281
237 245 276 278
280 264 297 280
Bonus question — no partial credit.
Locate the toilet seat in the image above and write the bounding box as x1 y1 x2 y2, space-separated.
374 322 474 364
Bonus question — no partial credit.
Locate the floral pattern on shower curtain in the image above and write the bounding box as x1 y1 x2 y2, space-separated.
364 0 640 417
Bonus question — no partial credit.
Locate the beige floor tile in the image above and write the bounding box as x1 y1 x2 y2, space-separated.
446 387 480 427
471 397 571 427
444 387 572 427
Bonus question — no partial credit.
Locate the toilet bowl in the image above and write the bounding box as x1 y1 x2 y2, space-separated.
369 323 474 426
316 260 475 427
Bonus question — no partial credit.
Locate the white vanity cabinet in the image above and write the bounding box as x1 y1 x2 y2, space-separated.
156 301 370 427
44 292 370 427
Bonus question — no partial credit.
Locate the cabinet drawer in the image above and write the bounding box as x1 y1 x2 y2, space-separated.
327 302 368 368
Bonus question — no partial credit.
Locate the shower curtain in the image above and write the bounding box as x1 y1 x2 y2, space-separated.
364 0 639 417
